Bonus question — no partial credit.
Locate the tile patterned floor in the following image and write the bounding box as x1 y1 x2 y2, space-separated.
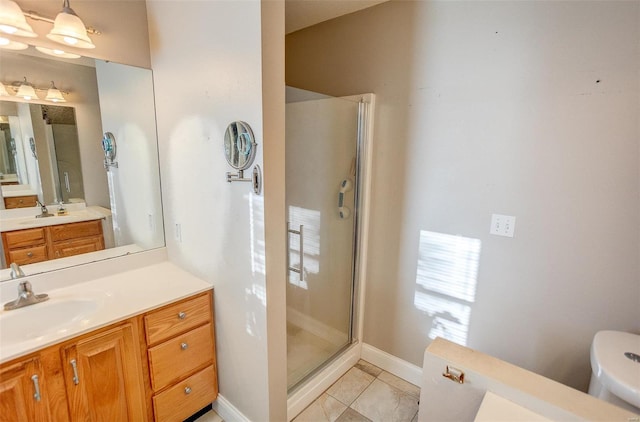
196 360 420 422
293 360 420 422
195 409 224 422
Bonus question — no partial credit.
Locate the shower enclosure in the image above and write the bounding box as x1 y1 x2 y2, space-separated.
285 87 367 391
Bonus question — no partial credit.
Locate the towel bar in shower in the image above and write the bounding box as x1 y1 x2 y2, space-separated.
287 223 304 282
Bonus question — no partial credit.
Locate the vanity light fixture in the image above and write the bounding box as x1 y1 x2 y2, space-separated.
45 81 66 103
0 0 37 38
0 35 27 50
46 0 94 49
16 77 36 100
35 45 80 59
0 0 98 52
1 77 70 102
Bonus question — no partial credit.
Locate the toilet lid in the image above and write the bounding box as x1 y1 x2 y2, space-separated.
591 330 640 408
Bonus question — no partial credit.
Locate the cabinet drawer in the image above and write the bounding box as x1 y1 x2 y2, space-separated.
145 294 211 345
8 245 48 265
52 236 104 259
152 365 217 422
4 228 46 248
4 195 37 209
49 220 102 242
148 323 214 391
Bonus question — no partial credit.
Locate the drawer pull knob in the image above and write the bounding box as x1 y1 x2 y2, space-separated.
178 311 186 319
184 386 192 395
26 252 33 257
181 342 188 350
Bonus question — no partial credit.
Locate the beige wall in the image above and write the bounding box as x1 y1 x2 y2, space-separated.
286 0 640 391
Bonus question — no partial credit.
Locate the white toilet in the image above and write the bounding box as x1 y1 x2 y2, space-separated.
588 330 640 414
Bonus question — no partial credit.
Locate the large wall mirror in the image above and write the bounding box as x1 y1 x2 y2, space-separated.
0 48 164 281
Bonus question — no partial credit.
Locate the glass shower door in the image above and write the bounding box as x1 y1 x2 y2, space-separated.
286 88 361 390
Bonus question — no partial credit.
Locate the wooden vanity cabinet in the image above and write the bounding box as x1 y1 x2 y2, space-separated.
144 291 218 421
0 290 217 422
2 227 48 266
1 220 104 267
49 220 104 260
0 356 53 421
4 195 38 209
0 345 71 422
61 322 147 421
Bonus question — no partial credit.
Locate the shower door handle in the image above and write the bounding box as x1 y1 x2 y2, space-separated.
287 223 304 282
64 172 70 193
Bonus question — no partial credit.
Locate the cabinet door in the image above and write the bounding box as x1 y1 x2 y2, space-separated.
61 323 146 422
52 236 104 259
0 357 53 422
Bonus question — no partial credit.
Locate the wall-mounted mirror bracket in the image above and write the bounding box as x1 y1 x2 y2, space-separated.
226 165 262 195
226 169 251 183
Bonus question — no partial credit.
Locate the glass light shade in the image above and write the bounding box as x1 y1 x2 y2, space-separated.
35 46 81 59
0 0 37 38
0 82 9 96
46 7 95 49
45 87 66 103
16 82 37 100
0 35 27 50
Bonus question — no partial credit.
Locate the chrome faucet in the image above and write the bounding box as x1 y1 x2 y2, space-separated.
35 200 53 218
3 263 49 311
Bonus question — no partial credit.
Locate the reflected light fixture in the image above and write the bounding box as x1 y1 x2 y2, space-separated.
16 77 37 100
0 0 37 38
35 45 80 59
46 0 95 49
0 82 9 96
45 81 66 103
0 35 27 50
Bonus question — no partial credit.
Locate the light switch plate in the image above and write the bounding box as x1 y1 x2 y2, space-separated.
490 214 516 237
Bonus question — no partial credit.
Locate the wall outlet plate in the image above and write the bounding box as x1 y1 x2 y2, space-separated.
490 214 516 237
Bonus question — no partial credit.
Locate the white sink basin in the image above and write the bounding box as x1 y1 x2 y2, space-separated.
0 299 99 345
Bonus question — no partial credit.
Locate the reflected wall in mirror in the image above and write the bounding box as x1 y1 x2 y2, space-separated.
1 102 85 206
0 48 164 279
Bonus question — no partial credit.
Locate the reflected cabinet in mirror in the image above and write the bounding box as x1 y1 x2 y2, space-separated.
0 49 164 280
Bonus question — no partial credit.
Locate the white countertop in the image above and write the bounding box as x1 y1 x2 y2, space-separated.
0 208 105 233
1 184 37 198
0 260 212 363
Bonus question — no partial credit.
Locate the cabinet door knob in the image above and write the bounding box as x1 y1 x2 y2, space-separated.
26 252 33 257
184 386 192 395
180 342 188 350
178 311 186 319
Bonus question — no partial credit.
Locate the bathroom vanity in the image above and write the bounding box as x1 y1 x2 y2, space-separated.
0 256 218 421
1 209 107 268
2 220 105 267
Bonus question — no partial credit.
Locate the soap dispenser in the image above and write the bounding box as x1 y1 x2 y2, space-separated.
57 201 68 216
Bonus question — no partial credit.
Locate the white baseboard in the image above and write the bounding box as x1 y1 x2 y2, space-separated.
287 306 349 347
361 343 422 387
212 394 250 422
287 342 361 421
